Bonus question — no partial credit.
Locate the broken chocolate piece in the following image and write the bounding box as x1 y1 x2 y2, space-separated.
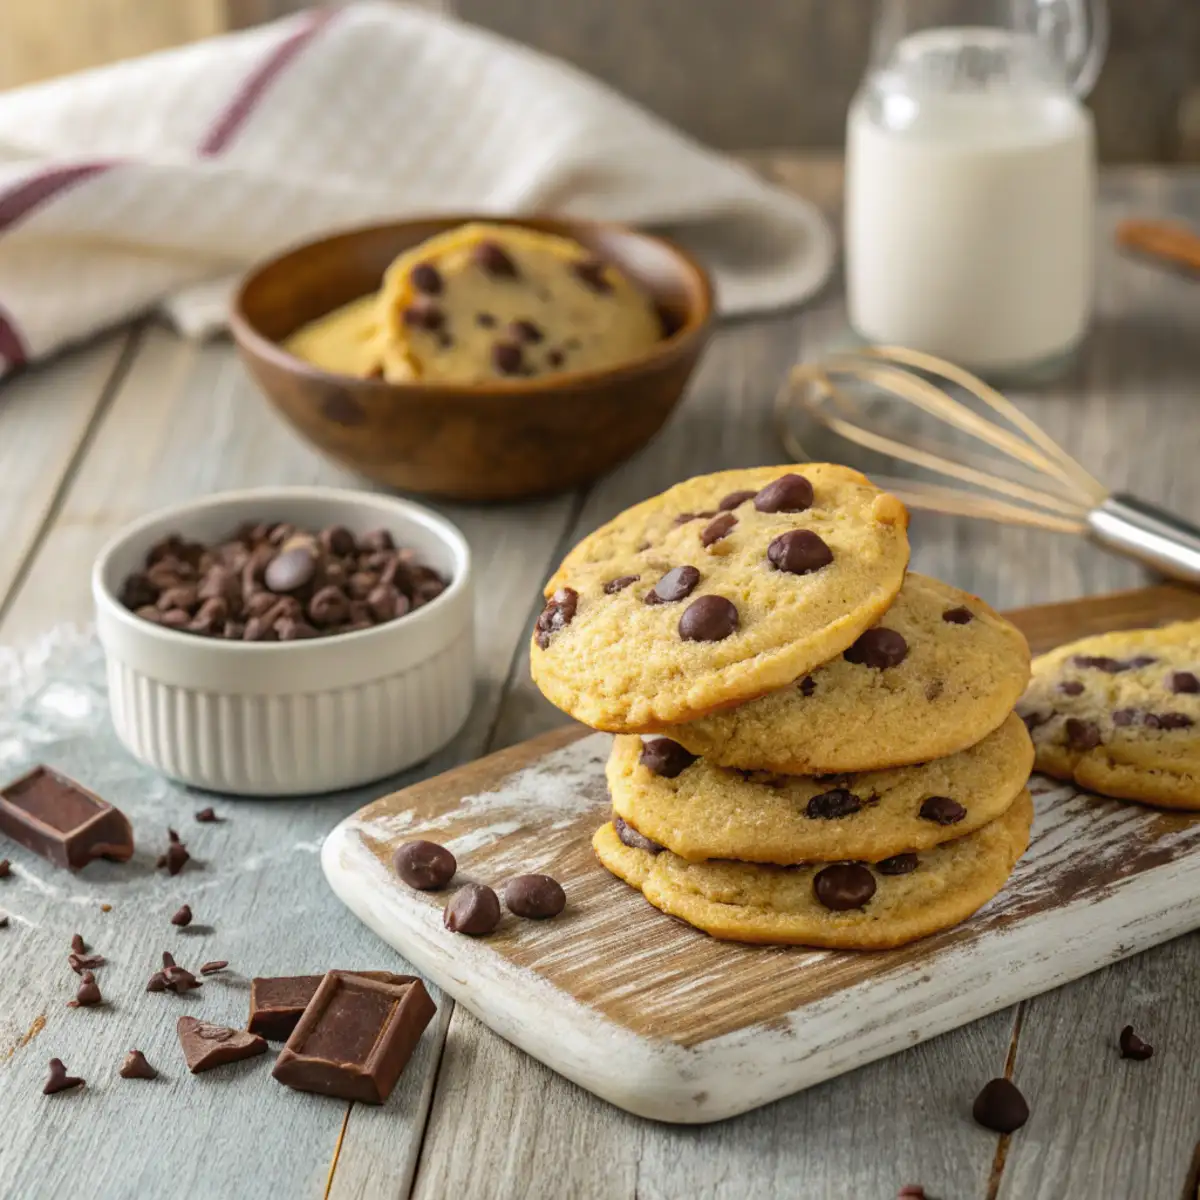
67 971 103 1008
119 1050 158 1080
248 971 411 1042
43 1058 85 1095
199 960 229 975
171 904 193 927
177 1016 267 1074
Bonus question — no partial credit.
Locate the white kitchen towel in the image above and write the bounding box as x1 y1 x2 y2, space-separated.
0 2 834 378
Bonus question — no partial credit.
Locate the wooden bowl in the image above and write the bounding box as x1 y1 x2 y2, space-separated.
231 215 714 502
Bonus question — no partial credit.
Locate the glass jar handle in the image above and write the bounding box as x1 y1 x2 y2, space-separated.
1043 0 1108 98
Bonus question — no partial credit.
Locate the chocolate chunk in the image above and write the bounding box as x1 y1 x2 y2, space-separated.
402 298 446 332
767 530 833 575
70 933 86 954
0 916 8 929
492 340 526 375
249 972 413 1042
177 1016 267 1074
813 863 876 911
410 263 443 295
393 840 457 890
679 595 739 642
717 489 756 511
614 816 663 854
265 547 316 594
475 312 497 328
1144 711 1194 730
145 972 167 993
68 971 103 1008
195 807 220 823
1064 718 1102 750
43 1058 84 1095
1119 1024 1153 1060
508 319 544 344
754 473 814 513
272 971 436 1104
504 874 566 919
0 766 134 871
806 788 863 820
645 566 701 605
535 587 579 649
444 884 501 936
1169 670 1199 694
473 240 518 278
920 796 966 825
119 1050 158 1080
0 859 8 878
877 852 919 876
200 960 229 974
171 904 193 927
572 258 612 293
844 628 908 669
1073 655 1128 673
319 525 357 557
69 951 105 974
1058 681 1085 696
156 834 190 876
603 575 640 594
1112 708 1140 726
700 513 737 547
942 606 974 624
799 676 817 697
972 1078 1029 1132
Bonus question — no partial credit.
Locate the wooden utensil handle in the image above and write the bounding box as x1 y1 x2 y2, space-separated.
1116 219 1200 273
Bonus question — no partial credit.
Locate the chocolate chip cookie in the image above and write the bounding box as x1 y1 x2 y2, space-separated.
658 573 1030 773
593 789 1032 948
530 465 910 731
377 223 662 383
607 712 1032 864
1019 620 1200 809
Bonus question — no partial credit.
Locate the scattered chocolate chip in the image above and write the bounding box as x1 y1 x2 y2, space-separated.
69 952 105 974
475 312 497 328
972 1078 1029 1133
171 904 193 928
535 587 579 649
43 1058 84 1095
942 606 974 624
0 859 9 878
1119 1025 1153 1060
845 628 909 669
194 807 220 823
1058 681 1085 696
200 961 229 975
443 884 501 936
717 489 756 512
473 240 518 278
70 933 86 954
0 917 8 929
639 738 697 778
813 863 876 911
360 530 395 552
504 874 566 919
1064 718 1102 750
645 566 700 605
799 675 817 697
163 966 202 994
402 298 446 331
806 788 863 819
897 1188 926 1199
68 971 102 1008
700 513 737 547
508 318 543 344
119 1050 158 1080
393 840 457 890
877 853 919 876
319 526 356 557
1169 670 1199 694
410 263 443 295
492 340 525 375
572 258 612 293
145 972 167 993
767 529 833 575
679 595 739 642
603 575 640 594
1073 655 1128 673
264 548 316 594
614 816 663 854
920 796 966 825
754 473 814 513
156 837 190 876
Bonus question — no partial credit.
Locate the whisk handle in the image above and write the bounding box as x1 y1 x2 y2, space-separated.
1087 494 1200 586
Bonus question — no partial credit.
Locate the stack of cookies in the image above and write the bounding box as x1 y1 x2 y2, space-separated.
530 465 1036 949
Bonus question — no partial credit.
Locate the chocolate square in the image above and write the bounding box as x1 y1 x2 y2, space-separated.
249 970 415 1042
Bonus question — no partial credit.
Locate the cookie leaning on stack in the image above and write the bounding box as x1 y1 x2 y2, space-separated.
530 465 1036 949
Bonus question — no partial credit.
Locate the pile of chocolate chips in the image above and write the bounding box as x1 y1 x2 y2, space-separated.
119 522 448 641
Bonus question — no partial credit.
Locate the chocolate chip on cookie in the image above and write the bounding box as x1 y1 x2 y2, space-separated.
644 566 700 605
535 587 579 649
700 513 737 547
410 263 443 295
844 628 908 669
799 675 817 697
572 259 612 294
1073 655 1130 673
877 853 919 876
639 738 698 778
603 575 640 594
492 340 526 375
402 298 446 331
806 788 863 819
717 489 756 511
1064 717 1102 750
1143 711 1194 730
473 240 518 278
1112 708 1140 726
1169 670 1199 694
614 815 664 854
813 863 876 911
919 796 966 825
679 595 739 642
942 606 974 624
508 319 544 344
753 473 814 514
767 530 833 575
1058 681 1085 696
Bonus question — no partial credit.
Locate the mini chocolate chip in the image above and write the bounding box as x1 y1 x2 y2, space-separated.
806 788 863 819
361 529 395 552
1144 711 1194 730
70 933 86 954
69 971 103 1008
813 863 876 911
509 319 544 344
799 676 817 697
754 473 814 513
1119 1025 1153 1060
572 258 612 293
264 548 315 594
546 349 565 368
170 905 192 928
679 595 739 642
877 853 919 876
43 1058 85 1095
767 529 833 575
410 262 443 295
443 884 501 936
473 240 518 278
1112 708 1140 726
535 587 579 649
1073 655 1128 673
614 816 664 854
402 298 446 331
603 575 640 594
475 312 497 328
645 566 700 605
320 525 357 556
492 340 525 375
942 606 974 624
119 1050 158 1080
504 874 566 919
277 618 318 641
717 489 756 511
1169 670 1199 694
1065 718 1102 750
919 796 966 825
393 840 457 890
700 513 737 547
972 1078 1029 1133
1058 681 1085 696
639 738 698 778
200 961 229 975
844 628 908 669
308 585 351 627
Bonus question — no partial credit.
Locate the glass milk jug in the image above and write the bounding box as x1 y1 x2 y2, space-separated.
845 0 1107 378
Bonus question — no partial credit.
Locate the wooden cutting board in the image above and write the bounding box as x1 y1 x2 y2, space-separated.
322 584 1200 1124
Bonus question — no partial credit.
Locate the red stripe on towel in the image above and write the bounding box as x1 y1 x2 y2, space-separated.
0 162 117 235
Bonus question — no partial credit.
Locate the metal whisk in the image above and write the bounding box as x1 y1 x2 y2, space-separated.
775 345 1200 585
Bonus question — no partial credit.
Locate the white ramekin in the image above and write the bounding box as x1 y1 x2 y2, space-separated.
92 487 474 796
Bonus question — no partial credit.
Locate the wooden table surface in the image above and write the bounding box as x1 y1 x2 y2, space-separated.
0 158 1197 1200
